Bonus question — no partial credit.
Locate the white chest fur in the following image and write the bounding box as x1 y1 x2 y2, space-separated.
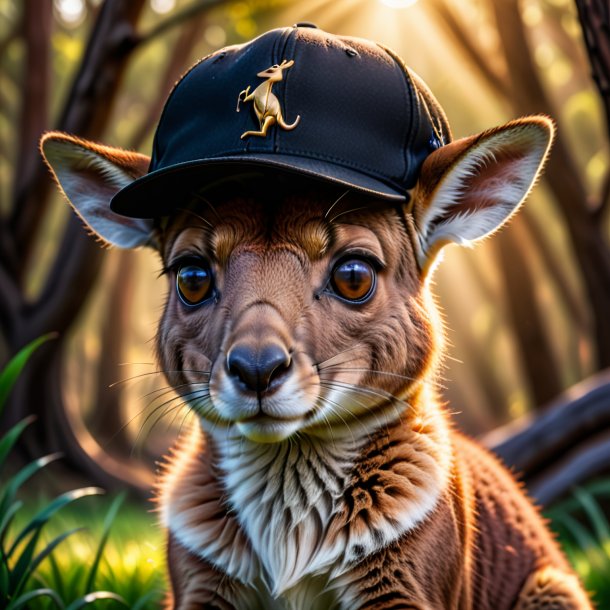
218 434 356 596
160 415 450 608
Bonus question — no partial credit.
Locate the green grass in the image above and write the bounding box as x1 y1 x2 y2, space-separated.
547 481 610 609
15 483 610 609
18 496 165 609
0 337 164 609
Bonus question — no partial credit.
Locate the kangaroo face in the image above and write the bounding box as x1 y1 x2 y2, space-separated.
157 191 435 443
256 59 294 80
41 117 553 445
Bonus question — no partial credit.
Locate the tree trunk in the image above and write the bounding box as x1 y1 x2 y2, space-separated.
10 0 52 283
90 251 134 454
490 0 610 368
492 221 563 406
2 0 149 490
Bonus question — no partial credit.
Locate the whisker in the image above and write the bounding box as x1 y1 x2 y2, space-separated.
328 206 368 224
323 189 350 220
192 192 222 221
311 374 398 440
132 402 185 455
139 381 204 401
166 400 196 435
314 343 365 369
319 379 413 418
176 206 214 229
104 385 193 447
117 362 155 367
321 387 389 442
134 388 211 446
313 394 356 445
319 366 446 391
109 369 211 388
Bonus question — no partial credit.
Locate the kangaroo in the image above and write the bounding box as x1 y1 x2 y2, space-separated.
236 59 301 139
40 25 592 610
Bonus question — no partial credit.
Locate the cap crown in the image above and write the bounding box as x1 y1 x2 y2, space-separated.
112 25 452 216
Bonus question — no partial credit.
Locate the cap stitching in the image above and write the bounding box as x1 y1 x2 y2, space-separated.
275 28 295 152
150 49 220 171
377 44 417 185
200 146 380 174
114 159 406 208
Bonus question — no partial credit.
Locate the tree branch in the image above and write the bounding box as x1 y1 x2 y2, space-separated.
428 0 511 99
0 263 20 341
575 0 610 137
521 209 588 333
24 216 105 343
90 251 134 453
129 16 204 150
575 0 610 221
0 11 22 61
134 0 227 47
484 369 610 478
492 220 563 406
491 0 610 368
8 0 52 286
595 166 610 222
9 0 148 277
529 431 610 505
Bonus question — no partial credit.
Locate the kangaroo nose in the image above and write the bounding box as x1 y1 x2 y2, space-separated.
227 344 292 394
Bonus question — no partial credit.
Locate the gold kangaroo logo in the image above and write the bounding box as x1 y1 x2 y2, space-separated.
236 60 301 139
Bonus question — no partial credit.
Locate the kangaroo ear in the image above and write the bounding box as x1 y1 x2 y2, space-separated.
40 132 155 249
411 116 554 277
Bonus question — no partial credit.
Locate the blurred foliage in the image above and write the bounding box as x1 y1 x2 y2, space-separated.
0 337 132 609
548 482 610 608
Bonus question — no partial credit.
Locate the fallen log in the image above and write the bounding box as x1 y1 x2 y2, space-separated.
482 369 610 505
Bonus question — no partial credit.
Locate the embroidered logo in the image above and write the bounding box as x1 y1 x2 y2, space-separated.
236 59 300 139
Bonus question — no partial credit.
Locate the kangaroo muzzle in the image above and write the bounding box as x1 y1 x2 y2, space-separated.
226 341 292 395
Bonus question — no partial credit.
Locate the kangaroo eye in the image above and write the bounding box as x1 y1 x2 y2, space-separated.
331 259 375 302
176 264 213 306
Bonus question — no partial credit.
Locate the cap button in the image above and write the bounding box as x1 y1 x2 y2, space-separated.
294 22 318 28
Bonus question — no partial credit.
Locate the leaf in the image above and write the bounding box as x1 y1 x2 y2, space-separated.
0 334 57 413
0 499 23 548
556 513 607 571
9 529 42 594
8 487 104 559
48 552 65 600
130 589 160 610
573 487 610 546
12 527 83 596
84 492 125 593
0 453 62 519
0 555 9 602
0 416 35 478
65 591 128 610
6 587 65 610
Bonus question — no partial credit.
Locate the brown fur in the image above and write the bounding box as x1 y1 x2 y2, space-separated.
154 188 590 609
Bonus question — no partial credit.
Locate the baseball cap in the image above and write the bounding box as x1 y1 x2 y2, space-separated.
111 23 452 218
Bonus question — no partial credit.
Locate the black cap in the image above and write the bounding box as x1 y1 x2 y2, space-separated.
111 25 451 218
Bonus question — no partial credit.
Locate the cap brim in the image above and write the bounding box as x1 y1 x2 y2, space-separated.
110 154 407 218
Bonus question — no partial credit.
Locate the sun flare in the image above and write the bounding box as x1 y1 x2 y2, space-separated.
378 0 419 8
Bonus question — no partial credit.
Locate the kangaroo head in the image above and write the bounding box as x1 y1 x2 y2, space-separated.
257 59 294 80
41 117 553 444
